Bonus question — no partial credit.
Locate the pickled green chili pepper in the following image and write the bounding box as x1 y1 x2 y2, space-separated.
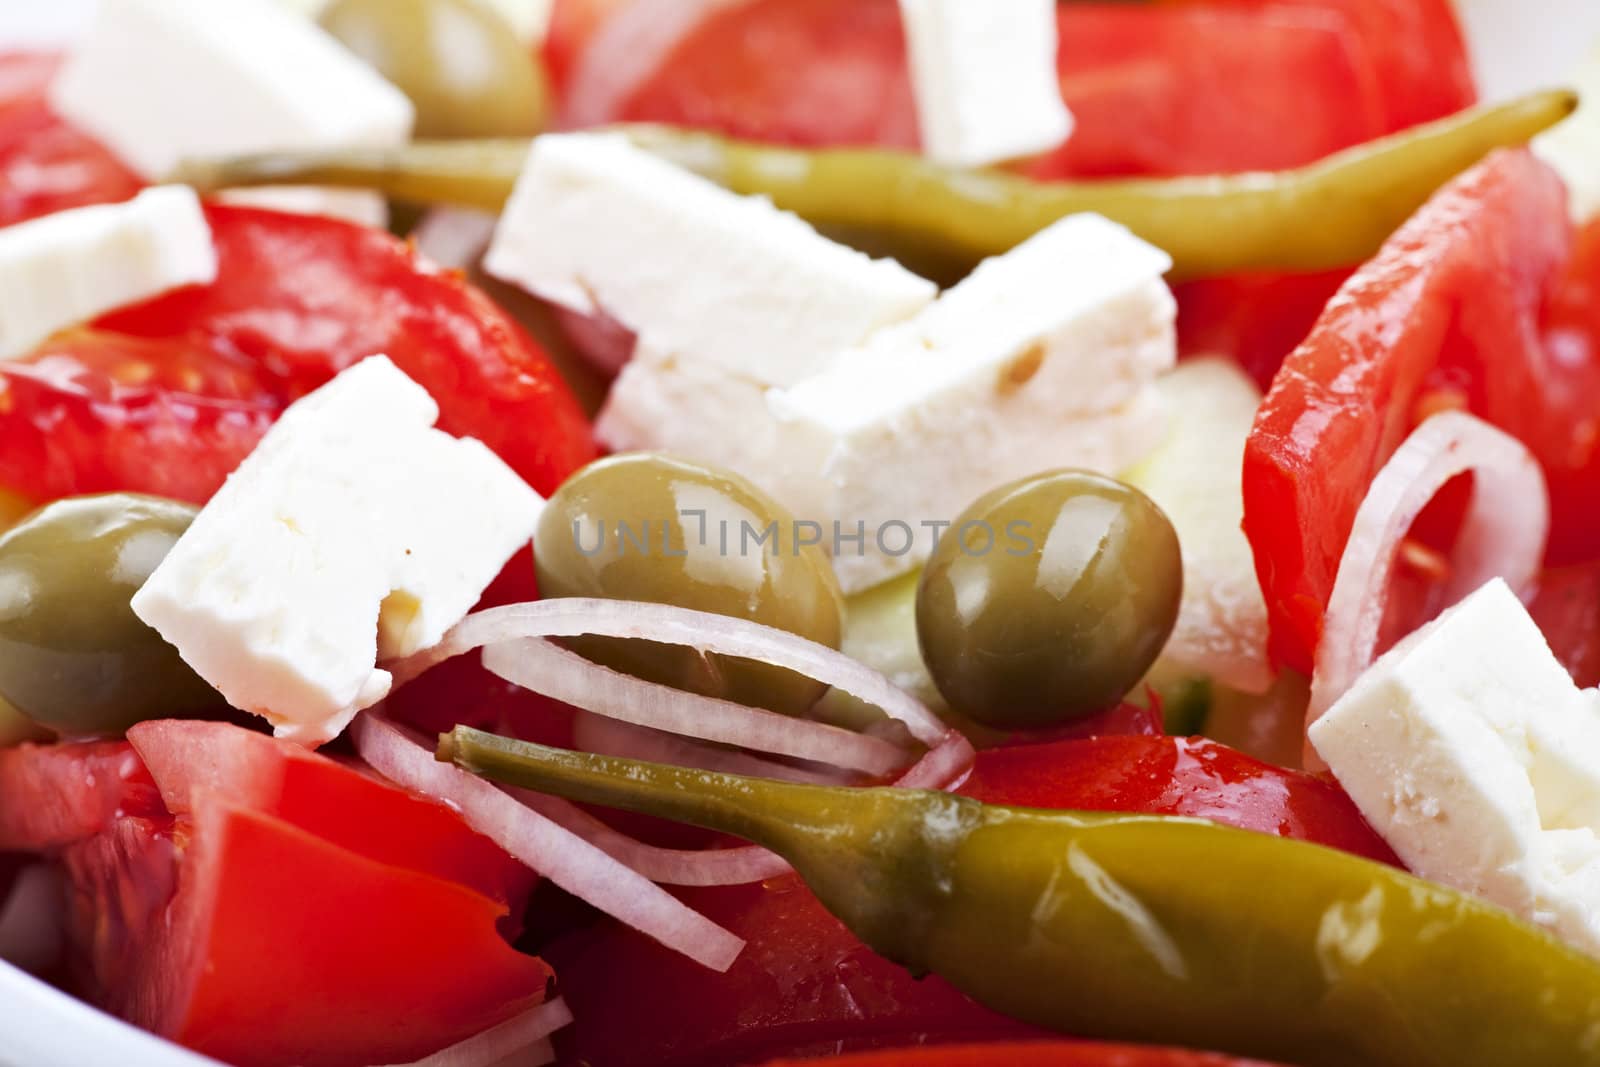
439 725 1600 1067
173 90 1575 282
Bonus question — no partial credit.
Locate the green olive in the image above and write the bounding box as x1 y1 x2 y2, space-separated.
319 0 549 140
0 494 229 738
535 453 845 716
916 470 1182 729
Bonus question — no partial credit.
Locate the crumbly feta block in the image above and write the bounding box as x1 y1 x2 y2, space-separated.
484 132 937 387
897 0 1072 167
597 352 787 462
1310 578 1600 955
50 0 414 179
0 186 216 360
131 356 543 745
766 212 1175 592
1535 44 1600 223
215 186 389 229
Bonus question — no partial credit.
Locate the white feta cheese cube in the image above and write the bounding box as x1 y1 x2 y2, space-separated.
897 0 1072 167
484 132 937 388
0 186 216 360
131 356 544 745
1309 578 1600 955
50 0 414 179
215 186 389 229
766 212 1175 592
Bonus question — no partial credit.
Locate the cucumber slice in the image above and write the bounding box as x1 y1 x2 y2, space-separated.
1124 358 1274 695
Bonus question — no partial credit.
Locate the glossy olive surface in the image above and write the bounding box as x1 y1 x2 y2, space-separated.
0 494 228 737
536 453 844 715
916 470 1182 728
320 0 548 139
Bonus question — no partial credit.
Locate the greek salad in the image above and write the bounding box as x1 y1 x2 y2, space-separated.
2 1 1600 1065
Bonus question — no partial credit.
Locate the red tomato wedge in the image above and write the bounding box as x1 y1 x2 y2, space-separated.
1163 0 1475 131
1022 5 1388 180
0 204 595 506
4 723 550 1067
555 1 1395 179
760 1041 1283 1067
1241 149 1597 672
964 736 1398 865
0 53 141 227
0 739 160 851
127 720 533 908
544 734 1392 1064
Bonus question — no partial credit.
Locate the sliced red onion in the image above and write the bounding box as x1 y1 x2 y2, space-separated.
563 0 755 127
552 305 636 377
388 997 572 1067
571 708 859 787
1307 411 1549 738
510 788 792 887
396 599 953 746
350 714 744 971
387 599 975 886
482 636 905 774
411 208 499 271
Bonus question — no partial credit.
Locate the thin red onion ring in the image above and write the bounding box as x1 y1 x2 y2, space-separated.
1306 411 1549 750
571 710 859 787
395 599 953 747
388 997 572 1067
350 714 744 971
510 788 793 887
386 598 975 885
483 636 906 774
562 0 755 128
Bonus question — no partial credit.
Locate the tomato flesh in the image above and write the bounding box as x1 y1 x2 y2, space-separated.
1242 149 1593 671
5 723 549 1067
0 53 141 227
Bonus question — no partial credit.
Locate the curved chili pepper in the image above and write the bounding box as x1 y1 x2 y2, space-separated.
174 90 1574 282
439 725 1600 1067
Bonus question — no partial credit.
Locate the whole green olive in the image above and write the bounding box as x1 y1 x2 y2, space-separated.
319 0 549 140
916 470 1182 729
0 494 229 738
535 453 845 716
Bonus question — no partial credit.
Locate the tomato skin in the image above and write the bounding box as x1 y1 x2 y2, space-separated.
546 735 1393 1064
760 1040 1281 1067
127 720 533 907
1163 0 1474 131
1242 150 1576 672
963 736 1398 865
574 1 1390 179
99 204 597 496
0 53 142 227
1174 269 1353 392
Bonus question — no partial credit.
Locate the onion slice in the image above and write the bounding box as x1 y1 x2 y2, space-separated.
386 997 572 1067
385 598 975 886
572 710 858 787
1307 411 1549 739
483 636 907 775
350 714 744 971
510 788 793 887
563 0 755 128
